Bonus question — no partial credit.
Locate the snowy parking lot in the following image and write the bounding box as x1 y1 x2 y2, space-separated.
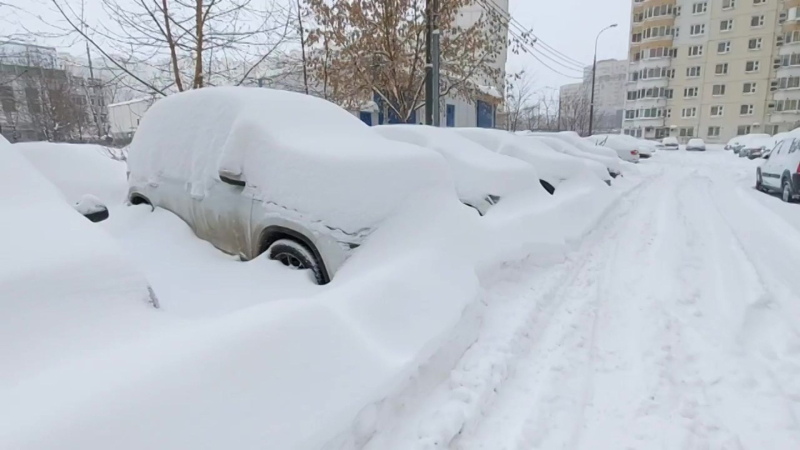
4 144 800 449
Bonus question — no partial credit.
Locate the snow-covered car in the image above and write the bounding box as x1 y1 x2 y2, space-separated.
126 87 457 284
686 138 706 152
756 135 800 202
632 137 658 158
373 124 542 214
662 136 680 150
450 127 610 193
526 131 622 177
730 133 770 155
520 134 613 184
585 134 641 163
741 135 774 159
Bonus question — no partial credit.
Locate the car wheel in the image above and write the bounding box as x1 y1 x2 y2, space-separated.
267 238 325 284
756 171 763 191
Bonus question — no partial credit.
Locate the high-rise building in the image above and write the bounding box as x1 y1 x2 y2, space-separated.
623 0 800 143
558 59 627 134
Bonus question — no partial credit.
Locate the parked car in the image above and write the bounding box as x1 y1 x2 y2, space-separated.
756 136 800 203
585 134 641 163
450 127 611 193
526 131 622 177
730 134 770 155
662 136 680 150
633 137 659 158
374 125 542 214
127 87 458 284
741 135 774 159
521 134 614 184
686 138 706 151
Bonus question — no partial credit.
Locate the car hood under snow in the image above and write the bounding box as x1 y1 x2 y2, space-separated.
127 87 457 235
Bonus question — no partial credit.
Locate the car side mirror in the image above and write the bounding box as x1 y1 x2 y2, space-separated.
74 194 109 223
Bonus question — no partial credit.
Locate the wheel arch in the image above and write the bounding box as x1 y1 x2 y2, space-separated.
129 192 154 210
258 226 331 284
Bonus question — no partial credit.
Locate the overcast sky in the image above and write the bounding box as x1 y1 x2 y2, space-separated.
508 0 631 96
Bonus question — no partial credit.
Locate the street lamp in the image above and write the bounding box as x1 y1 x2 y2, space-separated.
588 23 618 136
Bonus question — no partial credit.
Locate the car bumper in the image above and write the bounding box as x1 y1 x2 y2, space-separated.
686 147 706 151
793 174 800 194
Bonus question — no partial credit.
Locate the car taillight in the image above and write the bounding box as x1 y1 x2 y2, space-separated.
631 150 639 155
797 162 800 174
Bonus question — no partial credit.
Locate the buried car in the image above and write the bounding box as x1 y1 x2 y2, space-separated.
756 136 800 203
373 125 542 214
126 87 457 284
662 136 680 150
686 138 706 152
524 131 622 178
585 134 641 162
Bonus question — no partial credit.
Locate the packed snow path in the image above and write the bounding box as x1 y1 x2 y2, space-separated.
368 150 800 450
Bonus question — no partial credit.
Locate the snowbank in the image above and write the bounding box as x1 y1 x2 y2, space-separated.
16 142 129 208
373 125 542 207
128 87 456 235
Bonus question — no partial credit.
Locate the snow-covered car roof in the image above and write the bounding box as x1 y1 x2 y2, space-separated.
663 136 679 144
522 133 617 178
0 141 154 386
450 128 603 187
127 87 456 234
687 138 705 145
373 125 541 207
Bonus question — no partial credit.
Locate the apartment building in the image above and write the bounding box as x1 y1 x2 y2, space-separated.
623 0 791 143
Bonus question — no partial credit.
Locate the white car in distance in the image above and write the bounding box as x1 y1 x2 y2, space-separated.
686 138 706 151
586 134 641 163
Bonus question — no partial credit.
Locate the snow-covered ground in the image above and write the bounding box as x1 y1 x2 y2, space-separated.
4 143 800 449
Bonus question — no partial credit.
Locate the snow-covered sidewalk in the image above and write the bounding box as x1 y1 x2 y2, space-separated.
366 150 800 449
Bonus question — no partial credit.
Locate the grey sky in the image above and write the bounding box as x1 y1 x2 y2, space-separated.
508 0 631 95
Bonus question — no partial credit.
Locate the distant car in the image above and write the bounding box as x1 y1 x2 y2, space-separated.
127 87 457 284
662 136 680 150
374 125 542 214
731 134 770 155
756 136 800 203
686 138 706 151
741 136 774 159
526 131 622 177
585 134 640 163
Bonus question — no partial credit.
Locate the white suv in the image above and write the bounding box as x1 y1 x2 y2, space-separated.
756 136 800 203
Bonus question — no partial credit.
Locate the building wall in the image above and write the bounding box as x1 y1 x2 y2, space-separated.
623 0 789 143
559 59 627 133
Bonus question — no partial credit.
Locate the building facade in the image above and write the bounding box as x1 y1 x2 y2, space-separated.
558 59 627 134
623 0 800 143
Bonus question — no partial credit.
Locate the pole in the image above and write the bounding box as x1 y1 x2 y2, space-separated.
589 24 617 136
297 0 309 95
425 0 433 125
431 0 440 126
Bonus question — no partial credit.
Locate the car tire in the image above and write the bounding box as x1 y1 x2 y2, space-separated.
782 180 795 203
267 238 325 284
756 171 764 191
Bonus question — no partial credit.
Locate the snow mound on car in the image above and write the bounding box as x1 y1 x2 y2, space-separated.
127 87 456 234
373 124 542 206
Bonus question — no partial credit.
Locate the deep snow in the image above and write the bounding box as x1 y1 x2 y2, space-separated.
4 143 800 450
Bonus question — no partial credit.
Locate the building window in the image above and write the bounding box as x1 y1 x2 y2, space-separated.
740 104 754 115
692 2 707 13
748 38 762 50
720 19 734 32
743 82 757 94
708 126 721 137
688 45 703 57
690 24 706 35
686 66 701 77
682 107 697 118
751 15 765 27
680 127 695 137
776 99 800 111
753 0 766 5
446 104 455 127
745 60 760 72
715 63 729 75
712 84 726 96
717 41 731 54
780 53 800 67
710 105 724 116
723 0 736 9
776 76 800 89
684 87 699 98
738 125 751 135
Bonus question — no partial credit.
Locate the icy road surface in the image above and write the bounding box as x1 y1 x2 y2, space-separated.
369 149 800 450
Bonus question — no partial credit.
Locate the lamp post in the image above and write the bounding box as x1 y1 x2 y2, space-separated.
588 23 618 136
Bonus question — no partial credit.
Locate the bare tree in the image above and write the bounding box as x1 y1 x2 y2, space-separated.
504 71 534 132
303 0 506 122
46 0 297 97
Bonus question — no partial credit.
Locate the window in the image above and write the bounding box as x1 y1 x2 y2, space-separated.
745 60 760 72
715 63 729 75
708 126 721 137
751 15 765 27
682 107 698 118
753 0 766 4
723 0 736 9
740 104 754 115
738 125 751 135
748 38 762 50
680 127 695 137
776 76 800 89
710 106 724 116
684 87 699 97
688 45 703 57
686 66 701 77
743 82 757 94
780 53 800 67
712 84 726 96
690 24 706 35
692 2 707 13
720 19 734 32
717 41 731 54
